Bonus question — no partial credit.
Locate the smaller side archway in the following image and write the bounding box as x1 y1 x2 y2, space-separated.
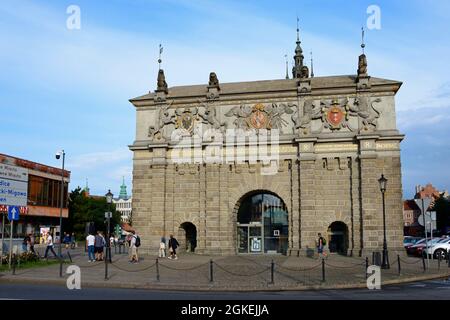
178 222 197 253
327 221 349 255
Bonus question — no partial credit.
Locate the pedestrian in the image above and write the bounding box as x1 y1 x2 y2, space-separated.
159 236 166 258
22 234 30 252
63 233 71 249
94 231 105 261
86 232 95 262
317 233 327 258
29 233 36 254
44 233 58 259
71 233 76 249
168 234 179 260
129 231 139 263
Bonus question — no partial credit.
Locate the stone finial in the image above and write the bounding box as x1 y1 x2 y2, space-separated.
357 54 368 78
208 72 220 89
156 69 168 93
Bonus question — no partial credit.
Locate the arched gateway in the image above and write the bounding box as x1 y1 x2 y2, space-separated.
236 191 288 255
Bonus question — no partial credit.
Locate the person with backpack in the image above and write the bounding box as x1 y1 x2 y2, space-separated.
317 233 327 258
129 230 140 263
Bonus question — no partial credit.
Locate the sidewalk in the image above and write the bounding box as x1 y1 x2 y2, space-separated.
1 247 449 291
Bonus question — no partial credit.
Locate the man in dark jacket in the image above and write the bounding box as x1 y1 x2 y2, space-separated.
168 234 179 260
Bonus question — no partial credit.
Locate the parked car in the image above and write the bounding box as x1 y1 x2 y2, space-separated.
424 237 450 259
403 236 422 249
406 238 441 257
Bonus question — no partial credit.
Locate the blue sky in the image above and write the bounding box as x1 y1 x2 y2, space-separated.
1 0 449 198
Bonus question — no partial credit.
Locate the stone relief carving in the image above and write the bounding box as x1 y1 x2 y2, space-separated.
292 99 322 133
197 100 226 133
148 102 175 141
293 96 383 134
348 96 382 131
225 103 295 130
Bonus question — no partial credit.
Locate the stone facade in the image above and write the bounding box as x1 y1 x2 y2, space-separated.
129 59 405 257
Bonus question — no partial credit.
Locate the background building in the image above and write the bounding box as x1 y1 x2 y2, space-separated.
0 153 70 242
113 178 132 223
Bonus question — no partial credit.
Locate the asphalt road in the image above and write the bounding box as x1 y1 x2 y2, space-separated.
1 278 450 300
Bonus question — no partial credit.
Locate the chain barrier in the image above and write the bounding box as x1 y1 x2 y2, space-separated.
109 261 156 273
399 257 423 265
213 262 270 277
324 261 366 269
158 262 210 271
275 262 322 272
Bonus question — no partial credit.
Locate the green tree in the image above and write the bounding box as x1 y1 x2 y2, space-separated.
66 187 121 240
431 195 450 233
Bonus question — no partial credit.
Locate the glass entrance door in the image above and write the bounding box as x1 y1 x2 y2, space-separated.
237 225 263 253
249 226 263 253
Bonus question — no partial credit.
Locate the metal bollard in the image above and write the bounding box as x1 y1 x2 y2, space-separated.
397 255 401 275
422 253 426 272
105 249 108 280
12 254 16 275
270 260 274 284
448 251 450 268
438 254 441 271
156 258 160 282
365 257 369 279
209 259 214 283
321 258 325 282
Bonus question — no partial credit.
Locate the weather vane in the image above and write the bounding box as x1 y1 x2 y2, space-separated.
284 54 289 79
361 27 365 54
158 43 163 69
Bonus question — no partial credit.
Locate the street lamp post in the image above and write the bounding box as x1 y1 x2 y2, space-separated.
378 174 390 269
56 150 65 277
105 190 113 279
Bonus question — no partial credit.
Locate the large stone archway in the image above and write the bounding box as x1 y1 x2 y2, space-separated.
233 190 289 255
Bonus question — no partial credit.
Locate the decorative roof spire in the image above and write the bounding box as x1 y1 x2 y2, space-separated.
310 51 314 78
158 43 163 69
155 43 168 93
284 54 289 79
357 27 368 78
292 16 305 78
119 176 128 200
361 27 365 54
83 178 90 196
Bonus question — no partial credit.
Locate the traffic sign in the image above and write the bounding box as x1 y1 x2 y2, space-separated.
8 206 19 221
414 198 432 213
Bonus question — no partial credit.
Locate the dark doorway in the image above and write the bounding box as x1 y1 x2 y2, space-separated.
180 222 197 252
327 221 349 255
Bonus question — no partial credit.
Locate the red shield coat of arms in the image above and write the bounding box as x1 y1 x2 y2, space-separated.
326 106 345 129
250 110 267 129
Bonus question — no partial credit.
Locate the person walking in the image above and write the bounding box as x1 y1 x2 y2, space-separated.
63 233 71 249
86 232 96 262
317 233 327 258
22 234 30 253
168 234 179 260
70 233 76 249
129 231 139 263
159 236 166 258
29 233 36 254
94 231 105 261
44 233 58 259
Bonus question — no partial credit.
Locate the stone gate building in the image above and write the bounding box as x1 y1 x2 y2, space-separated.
129 31 405 257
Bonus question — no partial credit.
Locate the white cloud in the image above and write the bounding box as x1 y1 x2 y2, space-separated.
67 148 132 169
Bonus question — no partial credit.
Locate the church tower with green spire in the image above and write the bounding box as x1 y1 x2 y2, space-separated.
119 176 128 200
